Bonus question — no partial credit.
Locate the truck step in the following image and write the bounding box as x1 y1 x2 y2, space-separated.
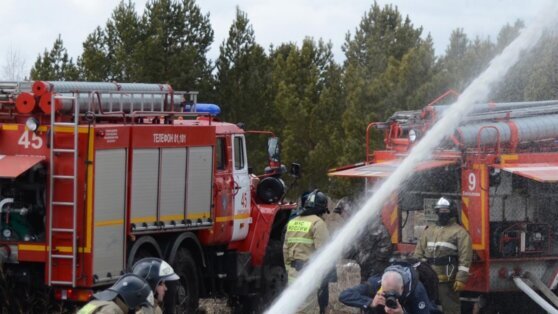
52 254 74 260
52 201 75 206
52 175 75 180
52 228 75 233
53 148 76 153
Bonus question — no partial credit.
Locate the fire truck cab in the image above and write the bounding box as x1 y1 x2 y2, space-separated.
0 81 296 313
329 91 558 312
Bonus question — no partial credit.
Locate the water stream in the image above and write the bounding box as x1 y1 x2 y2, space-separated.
266 2 558 313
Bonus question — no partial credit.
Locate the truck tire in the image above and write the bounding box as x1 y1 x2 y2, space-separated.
262 265 287 303
231 240 287 313
264 239 284 267
169 248 199 313
126 236 162 271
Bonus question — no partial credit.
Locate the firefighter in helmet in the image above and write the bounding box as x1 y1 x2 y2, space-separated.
334 196 393 282
283 189 331 314
78 274 154 314
132 257 181 314
414 197 473 314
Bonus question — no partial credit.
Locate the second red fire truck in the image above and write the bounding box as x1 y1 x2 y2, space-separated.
330 91 558 312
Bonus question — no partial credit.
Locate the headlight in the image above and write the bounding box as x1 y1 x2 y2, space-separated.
409 129 419 142
25 117 40 132
2 228 12 239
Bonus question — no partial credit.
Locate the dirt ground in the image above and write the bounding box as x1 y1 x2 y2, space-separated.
198 261 362 314
199 212 362 314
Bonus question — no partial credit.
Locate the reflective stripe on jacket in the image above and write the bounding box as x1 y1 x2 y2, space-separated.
283 214 329 267
135 305 158 314
78 300 125 314
414 221 472 283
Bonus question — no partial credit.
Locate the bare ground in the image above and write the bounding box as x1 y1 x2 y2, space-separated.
199 212 363 313
198 261 362 314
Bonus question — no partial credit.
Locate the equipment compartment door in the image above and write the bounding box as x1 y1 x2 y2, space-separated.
231 135 251 241
93 149 126 282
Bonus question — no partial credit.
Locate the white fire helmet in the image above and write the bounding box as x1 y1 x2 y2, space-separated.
434 197 451 210
159 260 180 282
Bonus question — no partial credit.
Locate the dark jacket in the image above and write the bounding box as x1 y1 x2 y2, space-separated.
339 274 438 314
348 221 393 279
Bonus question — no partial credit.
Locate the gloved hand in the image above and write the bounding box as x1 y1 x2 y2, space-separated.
453 280 466 292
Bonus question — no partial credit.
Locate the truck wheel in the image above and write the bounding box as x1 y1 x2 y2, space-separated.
230 265 287 314
169 248 199 313
231 296 262 314
264 239 284 267
262 265 287 302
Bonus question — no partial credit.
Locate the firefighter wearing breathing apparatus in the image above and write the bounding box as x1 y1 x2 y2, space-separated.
414 197 472 314
283 189 330 314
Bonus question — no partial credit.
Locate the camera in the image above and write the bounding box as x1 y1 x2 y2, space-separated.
383 290 401 309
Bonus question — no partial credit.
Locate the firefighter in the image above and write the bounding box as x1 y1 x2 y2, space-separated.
132 257 180 314
289 191 311 219
414 197 473 314
283 189 331 314
334 197 393 281
78 274 154 314
286 190 332 314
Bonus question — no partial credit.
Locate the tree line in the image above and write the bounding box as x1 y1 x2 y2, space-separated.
29 0 558 197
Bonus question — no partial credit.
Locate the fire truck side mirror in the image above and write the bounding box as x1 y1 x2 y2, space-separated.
290 163 301 178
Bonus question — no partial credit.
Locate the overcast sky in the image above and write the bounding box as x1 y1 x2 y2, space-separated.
0 0 546 79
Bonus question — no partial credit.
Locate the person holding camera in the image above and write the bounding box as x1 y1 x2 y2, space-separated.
339 264 437 314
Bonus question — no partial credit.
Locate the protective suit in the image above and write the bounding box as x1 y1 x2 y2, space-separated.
414 197 472 314
283 190 330 314
78 274 154 314
78 299 127 314
132 257 180 314
334 197 393 280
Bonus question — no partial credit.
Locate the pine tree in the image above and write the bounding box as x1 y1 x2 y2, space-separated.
215 7 273 170
522 36 558 100
341 2 423 165
381 36 438 112
401 36 440 109
216 7 269 124
496 20 524 52
105 0 142 81
80 27 109 81
80 1 141 81
272 39 344 194
136 0 214 97
426 28 497 102
491 20 529 101
30 35 79 81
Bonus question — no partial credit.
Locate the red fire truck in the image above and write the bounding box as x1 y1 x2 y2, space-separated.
329 91 558 312
0 81 296 312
